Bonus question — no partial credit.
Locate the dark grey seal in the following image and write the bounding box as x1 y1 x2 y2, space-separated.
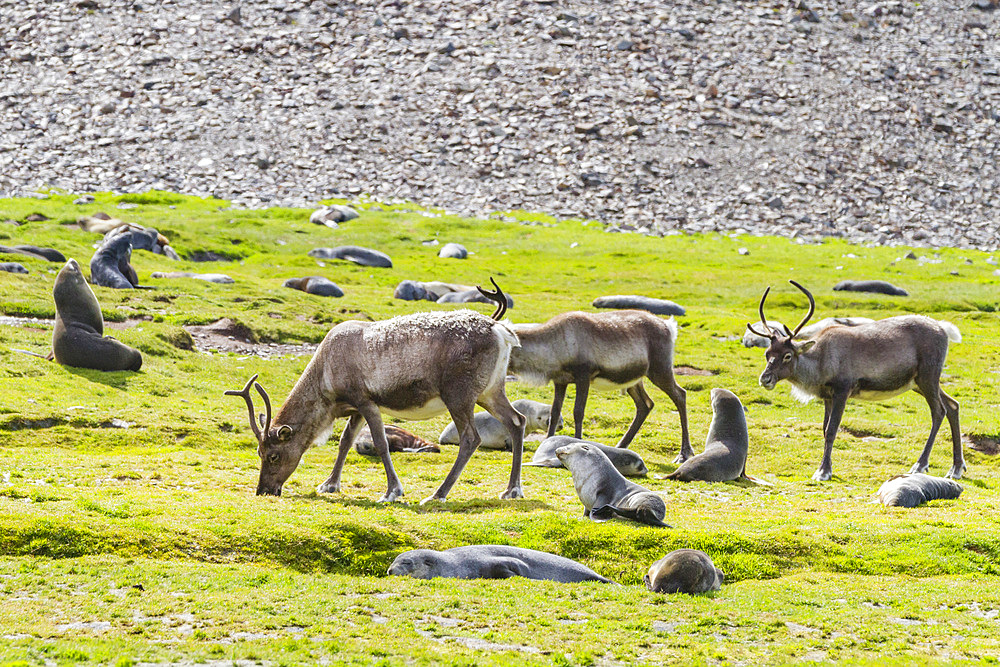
438 243 468 259
528 435 647 477
52 259 142 371
103 225 176 258
437 289 514 308
90 235 139 289
388 545 611 583
393 280 474 301
308 245 392 268
645 549 723 594
833 280 908 297
876 473 962 507
666 388 748 482
355 424 440 455
439 399 558 450
0 262 28 274
0 245 65 262
283 276 344 297
556 441 669 527
592 295 685 316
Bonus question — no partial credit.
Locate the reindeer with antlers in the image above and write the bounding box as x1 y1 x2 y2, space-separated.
747 280 965 482
225 279 526 504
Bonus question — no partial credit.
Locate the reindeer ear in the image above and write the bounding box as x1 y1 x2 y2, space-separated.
276 425 294 441
796 340 817 354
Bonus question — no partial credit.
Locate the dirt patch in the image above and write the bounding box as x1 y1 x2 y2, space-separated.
183 318 317 359
966 434 1000 456
675 365 716 376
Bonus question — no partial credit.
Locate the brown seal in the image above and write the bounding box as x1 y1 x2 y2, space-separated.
645 549 724 594
666 388 749 482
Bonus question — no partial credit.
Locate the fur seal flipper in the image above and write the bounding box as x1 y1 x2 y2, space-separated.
666 388 749 482
387 545 610 583
52 259 142 372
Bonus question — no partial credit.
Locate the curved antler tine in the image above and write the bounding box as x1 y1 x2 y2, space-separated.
253 381 273 436
757 286 775 336
476 276 507 321
788 280 815 336
746 322 772 338
224 373 262 442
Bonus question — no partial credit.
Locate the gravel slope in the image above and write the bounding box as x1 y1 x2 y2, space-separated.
1 0 998 249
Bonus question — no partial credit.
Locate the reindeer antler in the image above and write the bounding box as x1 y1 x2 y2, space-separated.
477 276 508 321
746 286 776 339
788 280 815 337
224 373 272 443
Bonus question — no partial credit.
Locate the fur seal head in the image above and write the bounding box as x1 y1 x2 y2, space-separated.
706 388 748 449
54 259 103 333
645 549 724 595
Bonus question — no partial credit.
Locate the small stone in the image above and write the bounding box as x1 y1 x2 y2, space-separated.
223 5 241 24
766 196 784 210
615 40 634 51
738 247 750 256
904 251 918 260
74 195 95 205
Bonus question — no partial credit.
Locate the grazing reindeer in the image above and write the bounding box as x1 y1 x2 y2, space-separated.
225 280 526 504
746 280 964 482
507 310 690 461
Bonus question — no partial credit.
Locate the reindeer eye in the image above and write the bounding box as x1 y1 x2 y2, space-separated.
783 353 793 363
267 452 280 463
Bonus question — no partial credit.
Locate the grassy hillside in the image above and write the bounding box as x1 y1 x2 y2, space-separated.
1 191 999 665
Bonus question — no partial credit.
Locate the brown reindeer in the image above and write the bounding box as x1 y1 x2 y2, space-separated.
226 280 526 503
747 280 964 481
507 310 690 461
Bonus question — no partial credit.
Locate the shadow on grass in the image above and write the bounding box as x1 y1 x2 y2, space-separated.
304 492 553 514
63 365 140 390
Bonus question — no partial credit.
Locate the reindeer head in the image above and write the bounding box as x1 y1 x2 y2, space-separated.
746 280 817 390
225 374 300 496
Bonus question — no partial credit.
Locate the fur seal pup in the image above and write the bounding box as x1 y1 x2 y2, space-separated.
52 259 142 371
90 235 140 289
308 245 391 268
645 549 724 594
665 388 749 482
151 271 234 284
528 436 648 477
833 280 909 297
0 262 28 274
555 442 669 527
439 399 559 450
354 424 440 455
592 295 685 316
388 545 611 583
309 205 359 227
876 473 963 508
438 243 468 259
283 276 344 297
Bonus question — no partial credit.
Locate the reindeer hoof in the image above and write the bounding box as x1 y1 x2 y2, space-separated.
811 469 832 482
908 462 930 475
317 481 340 494
500 486 524 500
419 495 446 506
945 463 967 480
672 452 691 465
379 488 405 503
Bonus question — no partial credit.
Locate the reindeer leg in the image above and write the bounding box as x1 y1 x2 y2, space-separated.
547 383 568 438
650 370 690 462
911 383 946 475
940 390 965 479
356 405 404 502
617 382 653 449
422 401 480 505
572 376 590 439
479 389 527 499
317 413 364 494
814 391 848 481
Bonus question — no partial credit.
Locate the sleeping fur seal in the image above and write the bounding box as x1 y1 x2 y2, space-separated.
833 280 908 297
439 399 558 450
388 545 610 583
666 388 748 482
393 280 475 302
436 289 514 308
528 435 647 477
0 262 28 274
355 424 440 455
90 235 139 289
592 295 685 316
645 549 724 594
52 259 142 372
556 441 669 527
283 276 344 297
742 317 875 348
876 473 962 507
308 245 392 268
0 245 65 262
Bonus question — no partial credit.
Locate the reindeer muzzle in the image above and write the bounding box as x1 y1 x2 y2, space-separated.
759 372 777 390
256 483 282 497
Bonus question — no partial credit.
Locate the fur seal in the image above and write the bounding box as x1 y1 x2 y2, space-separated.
555 441 669 527
0 262 28 274
90 235 139 289
151 271 234 284
592 295 685 316
393 280 475 302
665 388 748 482
528 435 648 477
0 245 65 262
283 276 344 297
833 280 909 297
103 225 175 258
436 289 514 308
354 424 440 455
876 473 962 507
438 243 468 259
645 549 724 594
309 205 359 227
388 545 611 583
742 317 875 348
308 245 391 268
439 399 559 450
52 259 142 371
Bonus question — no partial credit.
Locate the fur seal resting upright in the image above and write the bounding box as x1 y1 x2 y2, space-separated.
666 388 748 482
308 246 391 268
439 399 559 450
388 545 611 583
0 262 28 274
833 280 908 297
52 259 142 371
90 235 139 289
645 549 724 594
436 289 514 308
355 424 440 455
876 473 962 508
592 295 685 316
528 435 648 477
283 276 344 297
556 442 669 527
